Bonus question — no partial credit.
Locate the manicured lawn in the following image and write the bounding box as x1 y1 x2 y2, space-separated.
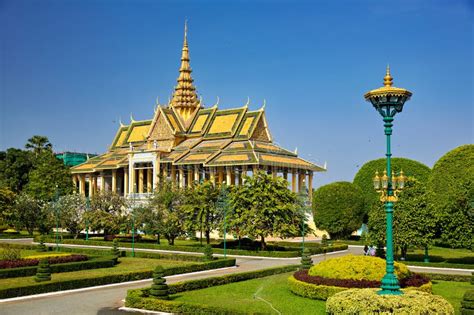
411 246 474 260
432 280 473 315
171 272 326 314
167 273 472 315
0 257 197 289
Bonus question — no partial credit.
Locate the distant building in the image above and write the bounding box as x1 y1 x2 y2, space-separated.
70 24 326 200
56 152 96 167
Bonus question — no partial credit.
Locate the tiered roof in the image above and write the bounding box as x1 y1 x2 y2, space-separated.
71 23 325 175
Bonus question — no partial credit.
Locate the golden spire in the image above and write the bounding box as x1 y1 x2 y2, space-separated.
170 20 200 122
383 64 393 87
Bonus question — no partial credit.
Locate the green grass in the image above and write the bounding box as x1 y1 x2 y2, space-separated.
0 257 197 289
166 273 472 315
405 260 473 270
171 272 326 314
432 280 473 315
410 246 474 260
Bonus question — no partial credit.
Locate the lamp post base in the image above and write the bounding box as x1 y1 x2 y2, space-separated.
378 273 402 295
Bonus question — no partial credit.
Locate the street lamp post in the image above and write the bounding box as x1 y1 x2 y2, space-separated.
131 188 136 258
364 66 412 295
217 185 229 258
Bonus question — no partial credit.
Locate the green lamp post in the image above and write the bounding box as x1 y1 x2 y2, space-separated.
364 66 412 295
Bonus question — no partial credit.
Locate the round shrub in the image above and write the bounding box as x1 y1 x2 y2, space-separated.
353 157 431 219
428 144 474 249
326 288 454 314
308 255 410 281
312 182 365 240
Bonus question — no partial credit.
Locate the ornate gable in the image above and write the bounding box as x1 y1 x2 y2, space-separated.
249 111 272 142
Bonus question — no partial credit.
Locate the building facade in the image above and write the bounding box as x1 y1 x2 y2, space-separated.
70 26 326 201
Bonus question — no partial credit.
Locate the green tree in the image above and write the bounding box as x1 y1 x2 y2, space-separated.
428 145 474 249
0 186 16 226
353 158 431 221
312 181 365 240
229 171 303 250
10 193 52 235
84 191 127 236
25 135 52 156
367 178 437 258
133 205 163 243
0 148 33 192
183 181 222 244
26 151 73 201
56 194 87 238
148 180 186 245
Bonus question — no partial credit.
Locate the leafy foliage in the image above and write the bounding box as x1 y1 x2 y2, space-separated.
312 181 365 239
183 181 223 244
326 288 454 314
228 171 303 249
25 135 52 156
84 191 128 236
203 244 213 261
428 145 474 249
308 254 411 281
26 150 73 201
10 193 53 235
0 148 33 192
353 157 431 220
0 186 15 226
55 194 87 238
148 180 186 245
368 178 437 258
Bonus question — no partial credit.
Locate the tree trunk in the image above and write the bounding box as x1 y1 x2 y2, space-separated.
205 230 210 244
261 235 266 250
156 233 160 244
167 235 175 245
400 245 407 261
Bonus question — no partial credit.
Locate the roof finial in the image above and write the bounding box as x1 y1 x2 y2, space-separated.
384 64 393 87
184 19 188 46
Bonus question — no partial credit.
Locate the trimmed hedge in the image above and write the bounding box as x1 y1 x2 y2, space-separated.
0 256 116 279
0 258 236 299
126 289 244 314
38 237 348 258
461 289 474 314
326 288 454 314
288 275 345 300
421 273 472 283
125 265 298 313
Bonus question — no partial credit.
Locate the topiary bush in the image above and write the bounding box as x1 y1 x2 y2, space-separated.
353 157 432 220
326 288 454 314
300 248 313 270
150 265 169 300
461 289 474 314
312 182 365 240
34 259 51 282
111 238 120 264
37 235 47 252
308 254 410 281
203 244 213 261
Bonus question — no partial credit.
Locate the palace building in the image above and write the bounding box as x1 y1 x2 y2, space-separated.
70 25 326 201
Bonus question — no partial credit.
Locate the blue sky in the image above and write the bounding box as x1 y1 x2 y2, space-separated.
1 0 472 187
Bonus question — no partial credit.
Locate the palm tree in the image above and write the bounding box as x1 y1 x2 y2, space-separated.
25 136 52 155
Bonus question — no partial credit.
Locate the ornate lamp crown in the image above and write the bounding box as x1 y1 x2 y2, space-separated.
364 66 412 117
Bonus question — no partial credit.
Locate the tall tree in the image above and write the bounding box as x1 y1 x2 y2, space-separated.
148 180 186 245
133 205 163 243
0 148 33 192
229 171 303 250
428 145 473 249
0 186 16 226
312 181 365 240
84 191 128 236
25 135 52 156
26 151 73 201
10 193 53 235
56 194 87 238
183 181 222 244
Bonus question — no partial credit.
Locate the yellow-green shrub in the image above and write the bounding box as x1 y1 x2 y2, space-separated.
326 288 454 314
24 253 71 259
308 254 410 281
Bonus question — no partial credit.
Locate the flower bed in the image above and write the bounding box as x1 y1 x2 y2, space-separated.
0 255 88 269
289 255 432 300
